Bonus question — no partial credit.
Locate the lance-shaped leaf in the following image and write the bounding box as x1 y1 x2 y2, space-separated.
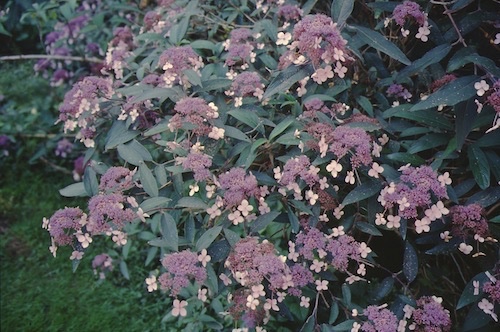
331 0 354 29
195 226 222 251
403 241 418 283
263 63 313 99
160 213 178 251
139 162 158 197
354 25 411 65
396 44 451 82
342 180 383 206
468 144 490 190
409 76 478 111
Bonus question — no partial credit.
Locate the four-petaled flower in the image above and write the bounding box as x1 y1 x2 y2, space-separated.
300 296 310 308
415 23 430 42
326 160 343 178
315 279 329 291
198 248 211 267
474 80 490 96
146 275 158 292
459 242 473 255
172 299 188 317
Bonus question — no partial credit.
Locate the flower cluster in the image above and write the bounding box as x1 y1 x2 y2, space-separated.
359 304 399 332
403 296 451 331
386 84 412 103
224 28 258 69
44 207 86 247
225 71 265 107
390 1 430 41
377 166 449 233
158 249 207 297
92 253 114 280
99 166 136 193
181 151 213 182
55 138 73 158
87 193 137 234
158 46 204 88
168 97 220 137
218 167 259 206
58 76 113 148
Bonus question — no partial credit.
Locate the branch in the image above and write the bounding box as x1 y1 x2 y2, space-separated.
0 54 104 64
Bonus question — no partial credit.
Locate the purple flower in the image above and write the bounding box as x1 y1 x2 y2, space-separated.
487 81 500 114
280 155 319 187
99 167 136 193
410 296 451 331
449 204 489 239
47 207 86 246
329 126 373 169
277 4 303 22
55 138 73 158
182 151 213 181
229 71 265 98
483 281 500 305
289 14 351 66
386 84 412 101
326 234 362 272
158 250 207 297
158 46 203 87
92 253 114 279
361 305 399 332
392 1 427 27
218 168 259 206
295 227 326 260
168 97 218 136
87 193 136 234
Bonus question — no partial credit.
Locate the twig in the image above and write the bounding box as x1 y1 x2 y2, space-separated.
442 4 467 47
0 54 103 64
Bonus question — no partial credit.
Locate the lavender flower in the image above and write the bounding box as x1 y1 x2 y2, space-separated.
409 296 451 331
279 155 319 187
386 84 412 101
158 250 207 297
158 46 203 88
55 138 73 158
326 234 362 272
99 166 136 193
392 1 427 27
87 193 136 234
329 126 373 169
47 207 86 246
168 97 218 136
227 71 265 103
361 305 398 332
182 151 213 181
449 204 489 239
218 168 259 206
277 4 303 22
92 253 114 279
287 14 351 67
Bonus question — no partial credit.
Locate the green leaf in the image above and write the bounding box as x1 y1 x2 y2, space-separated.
468 145 490 190
139 163 159 197
183 68 202 87
462 303 493 331
370 277 394 302
105 120 139 150
160 213 178 251
223 228 241 247
176 197 208 211
224 125 251 142
139 197 170 211
228 109 261 129
143 119 170 137
457 272 489 309
83 166 99 196
329 302 339 324
120 260 130 280
466 186 500 208
269 117 295 141
396 44 451 82
410 76 478 111
198 78 232 92
385 153 425 166
354 25 411 65
300 313 316 332
190 40 215 51
355 222 382 236
59 182 87 197
406 134 448 154
117 140 152 166
342 180 383 206
403 241 418 283
448 53 500 77
250 211 281 233
330 320 356 331
287 205 300 233
455 99 479 151
263 63 314 99
169 16 189 44
385 108 453 130
331 0 354 29
342 284 351 306
195 226 222 251
355 95 373 117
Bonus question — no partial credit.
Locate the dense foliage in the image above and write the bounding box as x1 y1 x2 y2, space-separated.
25 0 500 330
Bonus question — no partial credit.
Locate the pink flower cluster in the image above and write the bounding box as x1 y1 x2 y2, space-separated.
158 250 207 297
168 97 220 136
158 46 203 88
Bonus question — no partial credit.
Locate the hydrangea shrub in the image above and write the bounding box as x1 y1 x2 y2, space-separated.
42 0 499 330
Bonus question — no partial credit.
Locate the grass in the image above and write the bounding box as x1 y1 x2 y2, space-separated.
0 155 168 332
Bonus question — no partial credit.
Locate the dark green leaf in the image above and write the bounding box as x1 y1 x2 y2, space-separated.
409 76 478 111
287 205 300 233
224 125 252 142
140 197 170 211
455 100 479 151
139 162 158 197
342 284 351 306
466 186 500 208
198 78 232 92
354 25 411 65
330 320 356 331
468 145 490 190
331 0 354 29
83 166 98 196
300 313 316 332
120 260 130 280
370 277 394 302
105 120 139 150
223 228 241 247
457 272 489 309
263 64 314 99
355 95 373 117
176 197 209 210
59 182 87 197
385 153 425 166
269 117 295 141
406 134 448 154
195 226 222 251
403 241 418 283
462 303 493 331
160 213 178 251
342 180 383 206
228 109 261 129
355 222 383 236
329 302 339 324
169 16 189 44
448 53 500 77
396 44 451 82
183 68 202 87
143 119 170 137
385 108 453 130
251 211 281 233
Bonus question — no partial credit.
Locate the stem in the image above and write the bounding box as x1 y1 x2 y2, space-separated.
0 54 104 64
441 4 467 47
